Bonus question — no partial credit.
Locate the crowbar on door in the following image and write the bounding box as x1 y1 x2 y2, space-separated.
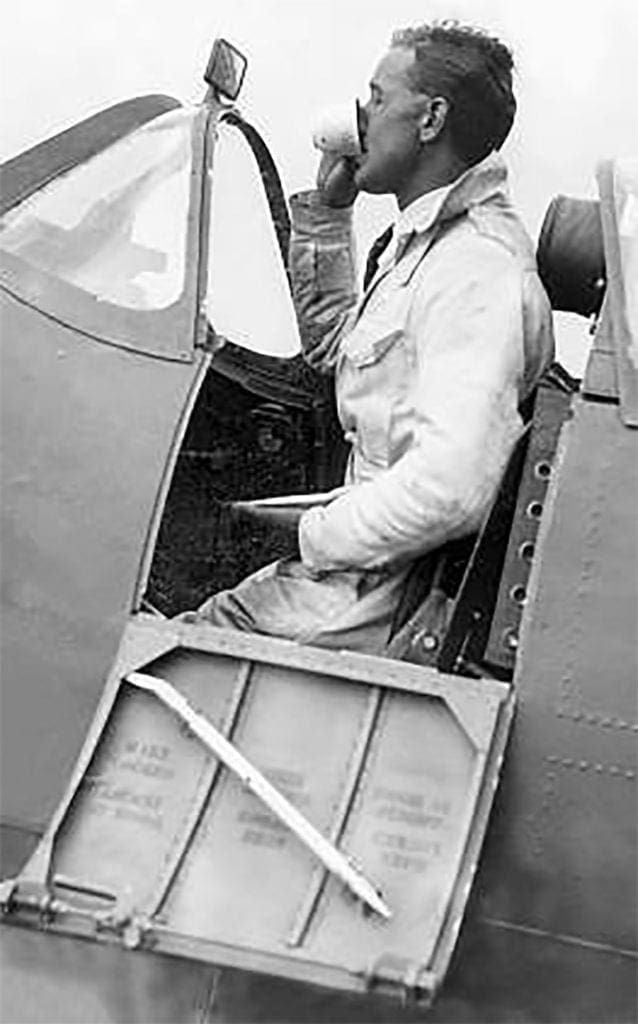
126 671 391 920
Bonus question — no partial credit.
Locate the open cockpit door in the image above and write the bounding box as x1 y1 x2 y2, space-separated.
1 618 513 1006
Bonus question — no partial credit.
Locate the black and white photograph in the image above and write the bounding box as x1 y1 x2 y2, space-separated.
0 1 636 1021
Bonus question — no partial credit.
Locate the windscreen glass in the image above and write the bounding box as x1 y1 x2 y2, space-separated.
0 108 195 310
206 122 301 358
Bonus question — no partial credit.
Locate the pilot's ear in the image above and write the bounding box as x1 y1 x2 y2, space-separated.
419 97 449 143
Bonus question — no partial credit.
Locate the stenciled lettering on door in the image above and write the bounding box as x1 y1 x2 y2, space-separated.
370 785 453 875
80 738 175 833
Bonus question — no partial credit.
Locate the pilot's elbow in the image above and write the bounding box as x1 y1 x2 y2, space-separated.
435 475 491 542
437 435 516 537
412 443 507 544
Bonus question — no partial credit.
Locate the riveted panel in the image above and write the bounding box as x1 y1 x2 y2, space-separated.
482 397 637 951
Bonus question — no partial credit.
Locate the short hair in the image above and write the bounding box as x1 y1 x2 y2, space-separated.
391 21 516 165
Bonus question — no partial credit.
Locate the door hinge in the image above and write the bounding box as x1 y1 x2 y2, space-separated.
0 876 61 926
363 953 437 1007
93 891 153 950
0 875 152 950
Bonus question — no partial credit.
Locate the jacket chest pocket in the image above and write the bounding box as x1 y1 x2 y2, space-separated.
347 326 404 368
338 301 412 469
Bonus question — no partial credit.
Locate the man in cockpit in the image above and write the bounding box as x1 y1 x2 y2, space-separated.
184 21 554 653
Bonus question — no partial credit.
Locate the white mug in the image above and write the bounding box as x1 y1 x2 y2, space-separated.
311 101 364 157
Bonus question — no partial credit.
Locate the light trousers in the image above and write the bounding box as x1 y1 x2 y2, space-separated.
185 557 411 655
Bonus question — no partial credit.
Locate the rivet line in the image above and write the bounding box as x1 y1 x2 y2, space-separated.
544 756 635 780
555 707 638 732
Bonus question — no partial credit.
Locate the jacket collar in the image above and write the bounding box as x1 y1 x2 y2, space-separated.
365 152 513 294
394 151 510 249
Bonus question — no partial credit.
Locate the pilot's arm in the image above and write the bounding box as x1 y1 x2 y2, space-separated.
297 255 530 571
288 191 358 372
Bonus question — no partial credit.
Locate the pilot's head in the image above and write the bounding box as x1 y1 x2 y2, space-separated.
356 21 516 206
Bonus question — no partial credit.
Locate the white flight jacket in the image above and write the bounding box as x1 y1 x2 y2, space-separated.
289 152 555 573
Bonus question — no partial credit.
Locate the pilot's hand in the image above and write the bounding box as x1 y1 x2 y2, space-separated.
317 152 359 208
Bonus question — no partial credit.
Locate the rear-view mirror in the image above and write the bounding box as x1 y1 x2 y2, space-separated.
204 38 247 101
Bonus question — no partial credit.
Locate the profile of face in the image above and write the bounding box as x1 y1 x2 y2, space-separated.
355 47 434 198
